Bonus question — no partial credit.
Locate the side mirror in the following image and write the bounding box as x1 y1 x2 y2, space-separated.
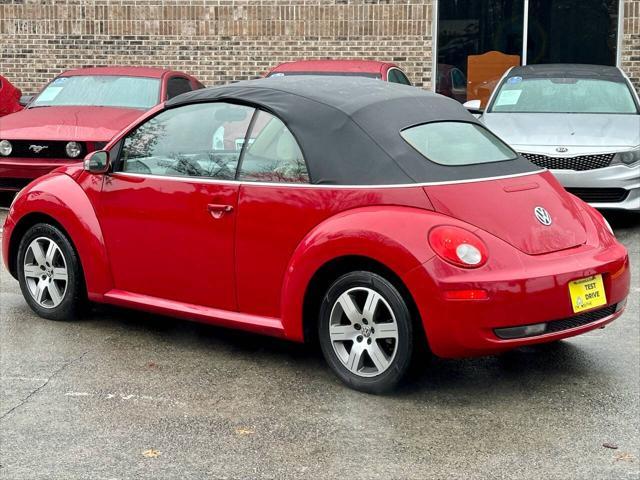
463 99 483 114
83 150 109 174
19 95 34 107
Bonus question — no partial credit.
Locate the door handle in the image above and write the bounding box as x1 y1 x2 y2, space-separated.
207 203 234 219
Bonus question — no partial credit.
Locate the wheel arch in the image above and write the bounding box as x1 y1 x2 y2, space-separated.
5 174 114 299
300 255 425 347
279 205 441 343
8 212 73 277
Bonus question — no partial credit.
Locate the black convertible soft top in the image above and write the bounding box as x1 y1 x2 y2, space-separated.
167 76 540 185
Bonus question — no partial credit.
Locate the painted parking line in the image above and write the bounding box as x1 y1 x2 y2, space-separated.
1 376 49 382
64 390 188 407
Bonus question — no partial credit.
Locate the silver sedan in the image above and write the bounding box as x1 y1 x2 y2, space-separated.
467 64 640 211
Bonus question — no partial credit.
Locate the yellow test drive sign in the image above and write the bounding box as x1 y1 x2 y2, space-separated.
568 274 607 313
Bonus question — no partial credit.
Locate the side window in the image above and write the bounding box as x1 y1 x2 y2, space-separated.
388 69 411 86
166 76 193 99
119 102 255 179
238 111 309 183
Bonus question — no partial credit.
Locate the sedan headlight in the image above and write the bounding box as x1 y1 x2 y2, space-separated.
65 141 82 158
0 139 12 156
613 147 640 165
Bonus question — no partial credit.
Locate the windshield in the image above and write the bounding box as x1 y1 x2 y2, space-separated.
400 122 517 166
31 75 161 109
490 77 638 114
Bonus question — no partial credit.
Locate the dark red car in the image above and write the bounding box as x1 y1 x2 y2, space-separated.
266 59 412 85
0 66 204 192
0 74 23 117
2 77 630 393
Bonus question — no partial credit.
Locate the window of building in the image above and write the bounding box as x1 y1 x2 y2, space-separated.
527 0 620 66
435 0 621 105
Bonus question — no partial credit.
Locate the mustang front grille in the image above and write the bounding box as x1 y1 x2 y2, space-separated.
566 188 629 203
494 304 618 339
3 140 86 159
520 152 614 170
0 178 32 191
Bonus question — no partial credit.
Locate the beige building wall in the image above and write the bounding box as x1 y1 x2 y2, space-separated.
622 0 640 90
0 0 637 96
0 0 434 94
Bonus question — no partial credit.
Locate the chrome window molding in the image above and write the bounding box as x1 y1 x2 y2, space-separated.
111 169 544 189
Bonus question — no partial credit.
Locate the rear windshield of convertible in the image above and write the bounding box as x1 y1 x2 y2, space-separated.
400 122 518 166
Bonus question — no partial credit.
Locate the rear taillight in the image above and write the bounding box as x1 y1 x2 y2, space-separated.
428 225 488 268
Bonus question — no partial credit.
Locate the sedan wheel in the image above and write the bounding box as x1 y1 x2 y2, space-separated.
319 271 413 393
17 223 85 321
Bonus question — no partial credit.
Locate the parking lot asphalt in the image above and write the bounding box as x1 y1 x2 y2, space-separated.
0 205 639 480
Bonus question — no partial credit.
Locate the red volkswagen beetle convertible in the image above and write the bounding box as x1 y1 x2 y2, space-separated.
2 77 630 393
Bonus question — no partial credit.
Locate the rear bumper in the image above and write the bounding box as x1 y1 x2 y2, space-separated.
404 238 630 359
550 165 640 211
0 157 80 191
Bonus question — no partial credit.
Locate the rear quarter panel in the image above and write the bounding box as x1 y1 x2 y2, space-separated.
235 185 437 340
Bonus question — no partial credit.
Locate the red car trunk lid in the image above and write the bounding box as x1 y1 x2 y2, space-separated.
424 171 587 255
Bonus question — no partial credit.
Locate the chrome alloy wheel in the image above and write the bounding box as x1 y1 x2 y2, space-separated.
329 287 399 377
23 237 68 309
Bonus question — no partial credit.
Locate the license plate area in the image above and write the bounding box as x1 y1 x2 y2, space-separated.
568 274 607 313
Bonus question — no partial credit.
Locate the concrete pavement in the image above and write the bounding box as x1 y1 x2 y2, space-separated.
1 207 639 480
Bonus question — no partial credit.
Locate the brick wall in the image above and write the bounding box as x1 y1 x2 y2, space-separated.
1 0 637 96
622 0 640 91
0 0 434 95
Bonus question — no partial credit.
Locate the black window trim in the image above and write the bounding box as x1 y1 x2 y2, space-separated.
234 109 260 180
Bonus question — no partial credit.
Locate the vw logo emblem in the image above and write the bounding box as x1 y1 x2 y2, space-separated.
555 147 568 153
534 206 552 226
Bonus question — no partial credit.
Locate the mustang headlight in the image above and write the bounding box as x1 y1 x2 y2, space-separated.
0 140 12 156
65 141 82 158
613 147 640 165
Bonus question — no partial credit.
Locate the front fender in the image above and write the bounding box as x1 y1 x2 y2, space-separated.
3 173 113 299
280 206 449 341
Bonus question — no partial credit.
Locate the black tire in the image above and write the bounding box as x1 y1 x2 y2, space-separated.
16 223 86 321
318 271 413 394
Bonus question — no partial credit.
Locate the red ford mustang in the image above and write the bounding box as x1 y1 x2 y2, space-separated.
1 77 630 393
0 66 203 192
